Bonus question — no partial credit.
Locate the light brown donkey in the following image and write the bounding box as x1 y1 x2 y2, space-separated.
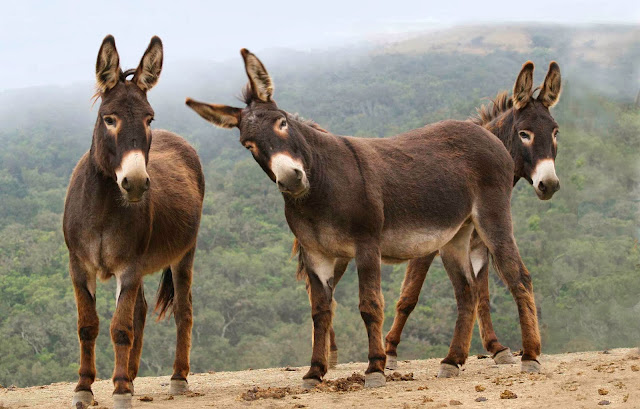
187 49 543 389
63 35 204 409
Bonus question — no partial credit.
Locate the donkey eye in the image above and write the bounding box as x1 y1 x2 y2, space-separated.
104 116 116 126
280 119 287 129
518 131 531 140
147 117 154 126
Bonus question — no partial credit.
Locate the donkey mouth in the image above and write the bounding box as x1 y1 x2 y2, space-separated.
279 185 309 199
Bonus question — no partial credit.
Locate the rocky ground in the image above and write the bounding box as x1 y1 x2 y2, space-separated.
1 348 639 409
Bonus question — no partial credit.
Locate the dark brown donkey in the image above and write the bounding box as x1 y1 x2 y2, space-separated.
317 61 562 376
186 49 542 389
64 36 204 409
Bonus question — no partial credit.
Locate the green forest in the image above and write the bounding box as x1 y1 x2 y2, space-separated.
0 25 638 388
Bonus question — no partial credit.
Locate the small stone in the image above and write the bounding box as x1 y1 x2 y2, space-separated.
164 395 174 400
631 365 639 372
449 400 463 405
477 354 489 359
475 385 486 392
283 366 297 371
139 396 153 402
623 394 629 403
207 370 216 374
422 396 434 403
475 397 488 402
500 390 517 399
294 405 306 408
598 400 610 406
417 385 429 390
598 388 609 395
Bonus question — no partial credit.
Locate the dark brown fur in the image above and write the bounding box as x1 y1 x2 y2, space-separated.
64 36 204 403
186 51 549 385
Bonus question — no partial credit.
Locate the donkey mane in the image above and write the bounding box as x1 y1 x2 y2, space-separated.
470 91 513 126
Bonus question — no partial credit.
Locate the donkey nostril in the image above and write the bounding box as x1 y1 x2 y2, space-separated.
122 177 131 191
277 181 286 189
294 168 303 180
143 177 150 191
538 181 547 192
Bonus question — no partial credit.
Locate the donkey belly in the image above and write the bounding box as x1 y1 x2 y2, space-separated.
380 225 462 262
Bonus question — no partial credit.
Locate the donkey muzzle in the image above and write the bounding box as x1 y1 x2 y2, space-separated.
532 159 560 200
116 150 150 202
270 153 309 198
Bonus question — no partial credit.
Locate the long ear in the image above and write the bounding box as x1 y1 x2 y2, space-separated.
132 36 163 92
538 61 562 108
512 61 534 110
240 48 273 102
185 98 242 128
96 35 121 93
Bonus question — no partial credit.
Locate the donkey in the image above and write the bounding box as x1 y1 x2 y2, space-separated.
313 61 562 376
186 49 542 389
63 35 204 409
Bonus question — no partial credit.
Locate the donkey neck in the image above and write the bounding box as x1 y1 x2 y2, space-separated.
483 110 523 185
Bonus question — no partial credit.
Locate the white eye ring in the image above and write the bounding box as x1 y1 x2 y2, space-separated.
518 130 534 143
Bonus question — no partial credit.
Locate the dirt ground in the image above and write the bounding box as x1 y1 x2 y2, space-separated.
2 348 639 409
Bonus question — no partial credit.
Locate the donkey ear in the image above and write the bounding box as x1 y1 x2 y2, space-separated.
513 61 534 110
240 48 273 102
185 98 242 128
538 62 562 108
96 35 121 93
132 36 163 92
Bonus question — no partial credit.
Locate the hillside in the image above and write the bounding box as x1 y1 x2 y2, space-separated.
1 349 639 408
0 23 639 388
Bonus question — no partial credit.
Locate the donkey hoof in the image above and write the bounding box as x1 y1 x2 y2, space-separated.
71 390 94 408
521 359 541 373
437 363 460 378
364 372 386 388
328 350 339 369
169 379 189 395
493 348 517 365
302 377 322 389
385 355 398 370
112 393 133 409
129 381 135 396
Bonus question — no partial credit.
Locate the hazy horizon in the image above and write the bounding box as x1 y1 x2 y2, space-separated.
2 0 639 92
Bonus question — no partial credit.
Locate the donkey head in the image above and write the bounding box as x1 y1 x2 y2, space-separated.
92 35 163 203
186 49 310 198
511 61 562 200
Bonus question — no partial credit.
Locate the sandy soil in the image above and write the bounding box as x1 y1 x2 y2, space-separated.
1 348 639 409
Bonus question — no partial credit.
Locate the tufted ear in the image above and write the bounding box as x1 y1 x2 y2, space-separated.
185 98 242 128
240 48 273 102
512 61 534 110
538 61 562 108
132 36 163 92
96 35 121 93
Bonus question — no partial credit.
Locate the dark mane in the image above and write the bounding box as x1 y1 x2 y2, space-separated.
470 91 513 126
290 113 328 133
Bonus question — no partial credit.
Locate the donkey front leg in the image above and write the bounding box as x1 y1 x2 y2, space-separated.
170 247 195 394
327 258 349 369
70 258 99 409
111 272 142 409
385 252 437 370
301 250 336 388
126 285 148 395
473 255 516 364
356 245 386 388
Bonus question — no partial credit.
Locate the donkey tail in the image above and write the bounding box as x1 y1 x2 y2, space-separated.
291 237 307 281
154 267 174 320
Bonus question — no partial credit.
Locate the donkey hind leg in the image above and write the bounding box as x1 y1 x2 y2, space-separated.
302 251 337 388
111 271 143 409
328 258 349 369
355 245 386 388
127 285 148 395
385 252 437 370
474 207 541 373
472 246 516 365
438 223 477 378
70 260 99 409
169 247 195 395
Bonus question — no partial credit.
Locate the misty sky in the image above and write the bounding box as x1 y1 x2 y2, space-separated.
1 0 638 91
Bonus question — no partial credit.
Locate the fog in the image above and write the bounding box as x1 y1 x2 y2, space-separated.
1 0 638 91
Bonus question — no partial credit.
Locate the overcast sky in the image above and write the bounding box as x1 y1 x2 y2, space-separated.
1 0 638 91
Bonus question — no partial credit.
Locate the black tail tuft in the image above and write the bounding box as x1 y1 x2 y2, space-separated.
154 267 174 321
